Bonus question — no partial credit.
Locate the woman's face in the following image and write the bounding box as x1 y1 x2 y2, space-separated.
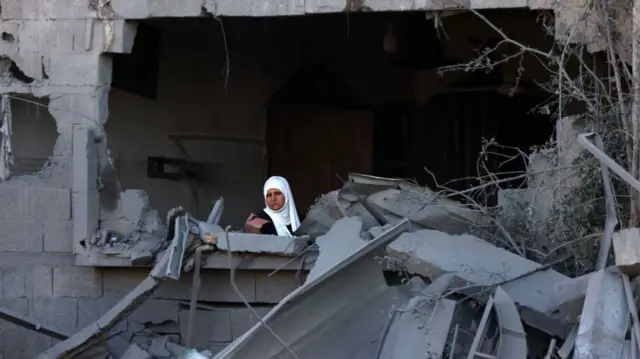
266 188 286 211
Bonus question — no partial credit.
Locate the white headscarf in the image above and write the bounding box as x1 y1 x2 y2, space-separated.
263 176 300 237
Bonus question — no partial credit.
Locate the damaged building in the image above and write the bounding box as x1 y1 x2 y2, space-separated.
0 0 625 357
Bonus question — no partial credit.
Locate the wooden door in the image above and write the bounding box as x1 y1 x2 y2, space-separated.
267 105 373 215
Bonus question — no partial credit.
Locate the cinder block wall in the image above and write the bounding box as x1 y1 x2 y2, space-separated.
0 2 302 358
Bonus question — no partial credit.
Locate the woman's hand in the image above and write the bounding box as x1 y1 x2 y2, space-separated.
244 213 268 234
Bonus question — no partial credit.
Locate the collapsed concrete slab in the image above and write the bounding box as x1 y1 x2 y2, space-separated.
377 275 458 359
213 219 411 359
386 229 576 338
298 173 495 240
306 217 367 283
574 270 628 359
614 228 640 277
367 187 494 235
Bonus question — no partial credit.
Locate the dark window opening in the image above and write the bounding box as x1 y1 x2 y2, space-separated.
111 23 162 99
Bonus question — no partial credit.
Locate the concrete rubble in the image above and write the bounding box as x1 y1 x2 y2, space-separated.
208 172 640 359
6 171 640 358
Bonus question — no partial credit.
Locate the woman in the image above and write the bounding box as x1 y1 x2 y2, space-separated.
244 176 302 237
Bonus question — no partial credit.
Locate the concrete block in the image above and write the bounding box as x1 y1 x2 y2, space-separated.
26 187 71 220
0 0 22 20
230 307 272 339
77 296 127 333
103 268 148 296
0 182 25 219
29 297 78 332
0 267 52 298
155 270 256 303
129 299 179 325
216 232 308 256
71 190 99 251
0 298 28 331
53 266 102 298
1 329 53 358
43 220 73 252
255 271 299 303
149 0 205 17
10 0 94 19
613 227 640 276
47 54 112 86
122 344 151 359
0 220 43 252
110 0 151 18
28 266 54 297
50 90 109 125
1 268 28 298
41 19 89 53
179 309 232 348
72 126 98 192
215 0 304 16
41 157 72 189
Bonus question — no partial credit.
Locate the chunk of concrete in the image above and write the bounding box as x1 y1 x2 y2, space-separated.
306 217 366 283
368 188 494 234
387 229 573 337
121 343 151 359
378 275 458 359
379 298 456 359
493 287 527 359
298 190 379 238
613 228 640 276
574 270 628 359
216 232 308 257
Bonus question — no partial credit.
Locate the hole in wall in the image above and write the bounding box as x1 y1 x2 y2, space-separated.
9 61 35 84
10 96 57 175
1 32 14 42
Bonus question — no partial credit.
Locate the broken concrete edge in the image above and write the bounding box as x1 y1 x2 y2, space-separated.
385 229 576 338
492 286 528 358
97 2 554 20
213 218 412 358
305 217 366 283
574 269 629 359
75 250 317 270
613 227 640 277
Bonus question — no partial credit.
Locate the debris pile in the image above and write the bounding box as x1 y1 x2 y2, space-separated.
215 159 640 358
7 132 640 358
